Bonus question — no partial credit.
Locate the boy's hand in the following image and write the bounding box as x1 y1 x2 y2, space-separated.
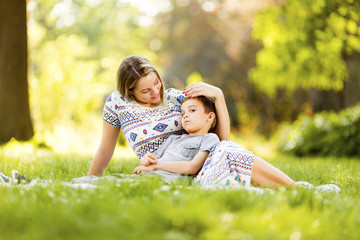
140 152 158 166
133 165 156 174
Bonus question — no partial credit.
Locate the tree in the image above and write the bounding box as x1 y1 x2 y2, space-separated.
0 0 34 143
250 0 360 96
155 0 294 133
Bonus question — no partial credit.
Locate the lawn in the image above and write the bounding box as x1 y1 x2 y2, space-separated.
0 141 359 240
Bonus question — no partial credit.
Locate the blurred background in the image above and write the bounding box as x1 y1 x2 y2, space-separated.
1 0 359 157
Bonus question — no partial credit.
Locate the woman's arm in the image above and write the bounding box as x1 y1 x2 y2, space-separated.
184 83 230 140
133 151 209 175
212 91 230 140
88 120 120 176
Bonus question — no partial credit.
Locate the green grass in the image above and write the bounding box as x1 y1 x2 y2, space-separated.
1 143 360 240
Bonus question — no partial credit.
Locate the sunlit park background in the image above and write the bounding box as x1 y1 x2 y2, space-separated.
1 0 360 239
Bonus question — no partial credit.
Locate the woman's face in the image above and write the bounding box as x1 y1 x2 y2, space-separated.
132 71 162 107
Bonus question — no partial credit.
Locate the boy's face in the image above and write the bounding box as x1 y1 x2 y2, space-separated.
180 98 215 135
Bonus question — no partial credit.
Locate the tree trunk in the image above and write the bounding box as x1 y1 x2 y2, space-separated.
0 0 34 143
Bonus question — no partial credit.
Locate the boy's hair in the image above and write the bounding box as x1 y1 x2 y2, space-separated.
181 96 217 132
117 55 164 103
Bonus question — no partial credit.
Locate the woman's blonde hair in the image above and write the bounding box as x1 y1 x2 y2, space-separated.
117 55 164 102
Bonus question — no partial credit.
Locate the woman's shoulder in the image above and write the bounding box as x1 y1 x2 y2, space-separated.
165 88 185 105
105 91 129 106
165 88 182 95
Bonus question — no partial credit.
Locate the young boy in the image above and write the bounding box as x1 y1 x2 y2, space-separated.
133 96 222 184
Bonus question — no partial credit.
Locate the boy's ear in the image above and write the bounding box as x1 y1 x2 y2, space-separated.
207 112 215 121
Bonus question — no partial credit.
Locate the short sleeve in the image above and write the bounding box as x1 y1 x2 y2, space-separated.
152 135 178 159
165 88 185 106
102 91 122 128
199 133 220 152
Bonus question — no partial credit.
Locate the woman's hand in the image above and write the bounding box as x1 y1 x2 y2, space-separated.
184 82 230 140
184 82 223 99
140 152 158 166
133 165 156 174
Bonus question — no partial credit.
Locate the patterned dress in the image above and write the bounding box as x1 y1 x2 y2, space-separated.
194 141 254 188
103 88 254 188
103 88 185 159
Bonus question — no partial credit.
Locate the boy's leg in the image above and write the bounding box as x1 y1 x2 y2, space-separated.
251 155 295 188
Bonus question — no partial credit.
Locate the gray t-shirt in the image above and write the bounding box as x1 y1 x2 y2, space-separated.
148 133 220 183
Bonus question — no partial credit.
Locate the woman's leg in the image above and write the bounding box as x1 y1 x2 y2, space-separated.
194 141 254 188
251 155 295 188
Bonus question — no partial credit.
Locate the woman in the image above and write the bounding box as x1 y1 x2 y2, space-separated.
88 55 294 188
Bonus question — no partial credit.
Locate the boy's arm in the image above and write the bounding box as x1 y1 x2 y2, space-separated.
133 151 210 175
139 136 176 166
140 152 158 166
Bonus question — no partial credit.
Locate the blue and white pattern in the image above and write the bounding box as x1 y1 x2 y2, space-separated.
103 88 185 159
153 123 168 132
194 141 254 188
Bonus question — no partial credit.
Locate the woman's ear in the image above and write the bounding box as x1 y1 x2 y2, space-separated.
128 88 135 100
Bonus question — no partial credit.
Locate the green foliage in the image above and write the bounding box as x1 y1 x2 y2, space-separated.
278 103 360 157
251 0 360 96
1 144 360 239
28 0 158 145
